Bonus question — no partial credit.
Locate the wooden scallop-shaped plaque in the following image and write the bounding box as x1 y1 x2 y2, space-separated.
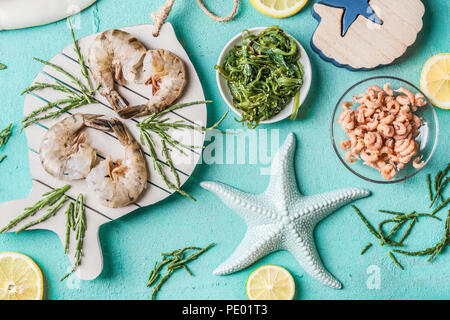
311 0 425 70
0 23 207 280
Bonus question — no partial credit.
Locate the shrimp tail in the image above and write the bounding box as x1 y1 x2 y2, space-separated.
82 114 113 132
117 104 158 119
108 118 132 146
106 90 129 113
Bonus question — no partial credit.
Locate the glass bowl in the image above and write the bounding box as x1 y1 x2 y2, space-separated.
331 76 439 184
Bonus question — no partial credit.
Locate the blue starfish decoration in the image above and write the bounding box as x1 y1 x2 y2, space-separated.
201 133 370 289
318 0 383 36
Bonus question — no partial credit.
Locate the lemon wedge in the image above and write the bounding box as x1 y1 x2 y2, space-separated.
250 0 309 18
246 265 296 300
0 252 44 300
420 53 450 109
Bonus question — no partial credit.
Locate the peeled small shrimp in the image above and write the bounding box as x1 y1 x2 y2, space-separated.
88 29 147 113
368 85 383 93
381 163 396 180
366 119 379 131
118 49 186 119
340 140 351 151
393 121 408 135
40 114 109 181
86 119 148 208
360 149 379 162
396 88 416 107
396 95 411 106
353 94 368 104
345 151 359 163
377 124 395 138
415 93 427 107
383 83 394 96
342 102 353 109
413 156 424 169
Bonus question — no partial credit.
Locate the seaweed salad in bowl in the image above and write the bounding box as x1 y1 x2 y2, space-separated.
215 26 312 128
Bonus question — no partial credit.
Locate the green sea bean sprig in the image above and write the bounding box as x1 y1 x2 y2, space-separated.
20 18 97 131
0 185 70 233
353 163 450 269
393 211 450 262
61 194 86 282
215 26 304 128
138 100 227 200
0 123 12 163
147 242 215 300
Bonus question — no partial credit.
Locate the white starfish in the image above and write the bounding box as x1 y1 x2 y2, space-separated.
201 133 370 289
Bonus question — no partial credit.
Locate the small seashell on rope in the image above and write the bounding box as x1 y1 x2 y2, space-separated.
151 0 239 37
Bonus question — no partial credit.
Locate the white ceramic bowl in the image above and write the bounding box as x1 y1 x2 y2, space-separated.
216 27 312 124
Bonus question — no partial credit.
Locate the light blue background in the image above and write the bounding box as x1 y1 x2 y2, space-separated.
0 0 449 300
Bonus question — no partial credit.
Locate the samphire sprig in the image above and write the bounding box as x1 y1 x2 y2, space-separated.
138 101 228 200
147 242 215 300
0 123 12 163
20 18 97 131
0 185 70 233
429 163 450 212
394 210 450 262
61 194 86 282
353 163 450 269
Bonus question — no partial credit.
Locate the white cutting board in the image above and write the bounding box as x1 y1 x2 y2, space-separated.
0 23 207 280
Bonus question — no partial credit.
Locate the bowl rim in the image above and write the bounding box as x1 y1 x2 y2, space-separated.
331 75 440 184
216 26 312 124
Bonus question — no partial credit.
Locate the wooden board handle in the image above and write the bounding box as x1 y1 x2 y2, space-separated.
0 180 108 280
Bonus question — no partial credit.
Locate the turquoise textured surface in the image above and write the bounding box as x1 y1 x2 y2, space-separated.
0 0 449 300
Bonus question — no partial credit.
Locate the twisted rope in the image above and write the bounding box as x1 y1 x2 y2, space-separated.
152 0 239 37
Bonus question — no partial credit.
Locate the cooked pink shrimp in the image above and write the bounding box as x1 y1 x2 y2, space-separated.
366 119 379 131
364 132 383 150
351 136 365 152
345 151 359 163
396 88 416 107
386 100 400 115
380 114 395 124
398 140 417 157
340 140 351 151
396 95 411 106
376 91 385 105
412 115 422 128
412 156 424 169
368 85 383 93
360 149 379 162
353 94 368 104
363 107 376 117
381 164 396 180
415 93 427 107
377 124 393 138
367 89 377 101
342 101 353 109
393 121 408 135
383 83 394 96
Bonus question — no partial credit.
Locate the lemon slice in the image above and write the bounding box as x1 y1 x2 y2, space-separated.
246 265 296 300
420 53 450 109
250 0 309 18
0 252 44 300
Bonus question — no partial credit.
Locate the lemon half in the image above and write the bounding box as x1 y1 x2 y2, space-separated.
420 53 450 109
250 0 309 18
0 252 44 300
246 265 296 300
